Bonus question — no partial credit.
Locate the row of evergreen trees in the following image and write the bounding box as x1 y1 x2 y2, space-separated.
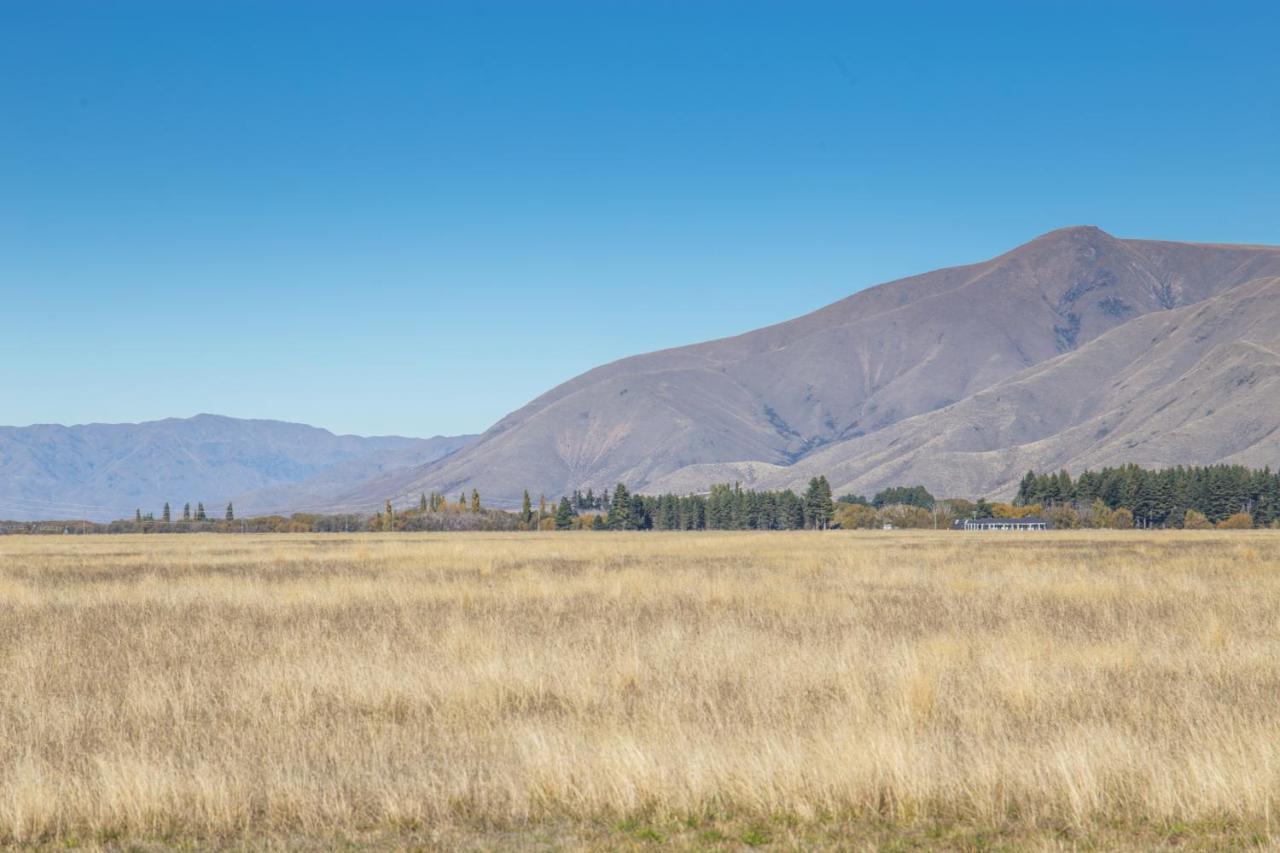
1016 464 1280 526
838 485 937 510
515 478 839 530
134 502 234 523
419 490 482 513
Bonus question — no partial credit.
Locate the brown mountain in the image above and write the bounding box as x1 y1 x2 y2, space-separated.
339 226 1280 507
647 270 1280 499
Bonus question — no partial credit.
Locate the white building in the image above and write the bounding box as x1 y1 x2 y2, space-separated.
957 517 1048 531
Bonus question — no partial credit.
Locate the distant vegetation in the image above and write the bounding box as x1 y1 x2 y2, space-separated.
4 463 1279 534
1012 463 1280 529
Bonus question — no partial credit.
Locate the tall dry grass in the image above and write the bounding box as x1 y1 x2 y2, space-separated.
0 531 1278 845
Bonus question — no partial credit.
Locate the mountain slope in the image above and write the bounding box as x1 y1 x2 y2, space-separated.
647 273 1280 499
232 435 474 515
357 227 1280 507
0 415 473 520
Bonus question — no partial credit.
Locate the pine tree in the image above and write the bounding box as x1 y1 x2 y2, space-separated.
1075 471 1100 503
420 494 428 512
458 493 466 510
1016 470 1037 505
555 497 574 529
608 483 632 529
1056 469 1075 503
225 503 234 521
183 502 192 521
195 502 206 521
162 502 171 523
660 494 680 530
815 476 835 528
803 478 836 528
135 508 142 523
803 478 820 527
630 493 651 529
521 490 533 525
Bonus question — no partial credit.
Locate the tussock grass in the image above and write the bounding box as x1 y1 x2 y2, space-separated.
1 531 1278 848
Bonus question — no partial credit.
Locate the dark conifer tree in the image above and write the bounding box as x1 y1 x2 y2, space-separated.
555 497 574 529
630 493 651 529
608 483 632 529
1016 471 1037 505
814 476 835 529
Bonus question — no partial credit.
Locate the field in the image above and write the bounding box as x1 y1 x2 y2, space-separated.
1 531 1279 849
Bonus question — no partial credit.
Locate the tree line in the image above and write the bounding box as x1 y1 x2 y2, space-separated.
6 464 1279 535
523 478 839 531
1014 464 1280 528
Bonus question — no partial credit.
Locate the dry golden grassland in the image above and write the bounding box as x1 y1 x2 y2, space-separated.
2 531 1280 849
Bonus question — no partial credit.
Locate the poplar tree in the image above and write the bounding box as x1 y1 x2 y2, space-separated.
521 490 533 525
471 489 481 513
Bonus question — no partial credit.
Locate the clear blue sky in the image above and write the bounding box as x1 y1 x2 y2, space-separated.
4 1 1278 437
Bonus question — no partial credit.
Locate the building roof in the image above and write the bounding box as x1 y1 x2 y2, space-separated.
968 517 1046 524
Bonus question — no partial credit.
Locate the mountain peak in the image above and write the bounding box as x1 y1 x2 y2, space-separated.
1016 225 1119 254
1045 224 1111 239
